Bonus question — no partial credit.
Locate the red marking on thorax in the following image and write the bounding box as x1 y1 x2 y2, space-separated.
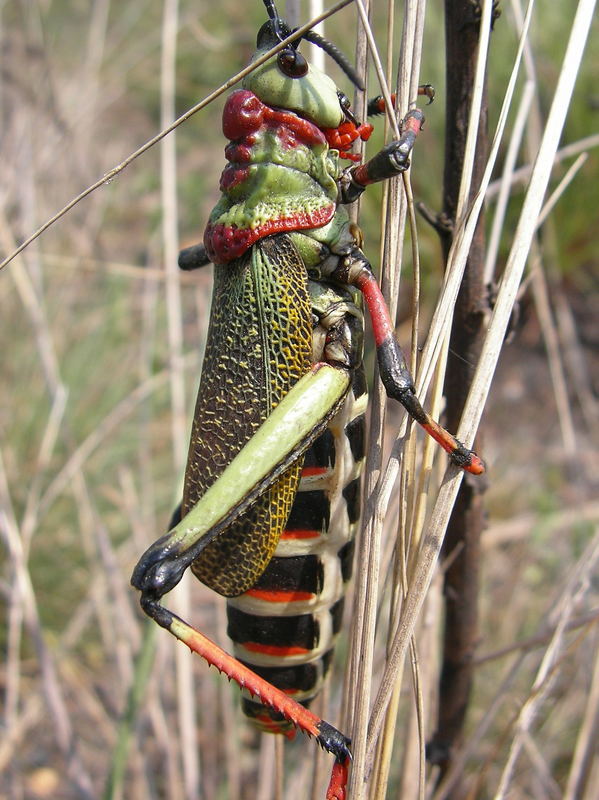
222 89 327 152
224 141 253 164
205 205 334 264
275 124 302 151
222 90 264 139
262 105 327 150
219 164 250 192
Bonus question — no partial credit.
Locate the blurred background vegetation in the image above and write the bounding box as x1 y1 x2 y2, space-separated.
1 1 597 799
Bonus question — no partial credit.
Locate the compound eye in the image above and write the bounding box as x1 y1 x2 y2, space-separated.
277 48 309 78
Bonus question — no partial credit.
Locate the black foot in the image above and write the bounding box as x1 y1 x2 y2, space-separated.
449 442 483 471
316 720 352 761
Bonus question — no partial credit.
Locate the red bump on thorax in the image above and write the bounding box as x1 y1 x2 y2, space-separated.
219 165 250 192
262 106 327 150
222 89 327 151
222 90 264 140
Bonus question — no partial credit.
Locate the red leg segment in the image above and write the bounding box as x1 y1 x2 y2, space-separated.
142 598 352 799
356 267 484 474
322 257 484 475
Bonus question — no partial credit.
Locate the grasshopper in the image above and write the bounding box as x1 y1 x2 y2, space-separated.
132 2 484 797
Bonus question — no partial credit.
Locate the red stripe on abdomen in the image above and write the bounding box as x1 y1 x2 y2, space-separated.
245 588 315 603
242 642 310 657
301 466 329 476
280 528 320 540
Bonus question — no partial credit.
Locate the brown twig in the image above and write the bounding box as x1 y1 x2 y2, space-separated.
428 2 492 792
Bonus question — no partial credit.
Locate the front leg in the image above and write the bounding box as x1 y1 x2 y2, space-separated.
338 109 426 204
325 248 485 474
366 84 435 117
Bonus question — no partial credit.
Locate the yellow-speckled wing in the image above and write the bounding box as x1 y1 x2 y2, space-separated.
183 234 313 597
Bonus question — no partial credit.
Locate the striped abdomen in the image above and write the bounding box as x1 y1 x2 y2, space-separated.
227 369 367 734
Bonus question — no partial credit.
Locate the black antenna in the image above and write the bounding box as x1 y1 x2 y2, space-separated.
303 29 363 90
262 0 287 44
262 0 278 21
261 0 363 89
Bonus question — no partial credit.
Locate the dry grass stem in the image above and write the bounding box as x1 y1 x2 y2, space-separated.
494 529 599 799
